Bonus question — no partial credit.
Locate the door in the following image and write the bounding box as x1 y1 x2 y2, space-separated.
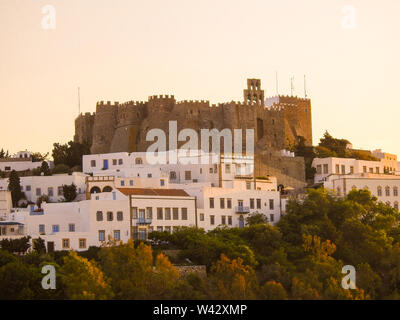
103 159 109 170
239 215 244 228
47 241 54 253
139 209 145 223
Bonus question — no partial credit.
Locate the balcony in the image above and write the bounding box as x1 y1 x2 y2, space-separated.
235 206 250 213
136 218 152 225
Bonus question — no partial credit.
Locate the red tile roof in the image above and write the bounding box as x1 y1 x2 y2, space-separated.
117 188 190 197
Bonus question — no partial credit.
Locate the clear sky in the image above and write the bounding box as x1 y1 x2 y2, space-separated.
1 0 399 157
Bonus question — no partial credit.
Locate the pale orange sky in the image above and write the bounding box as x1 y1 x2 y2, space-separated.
1 0 399 157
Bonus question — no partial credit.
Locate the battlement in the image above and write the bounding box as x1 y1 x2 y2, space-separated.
176 99 210 107
148 94 175 101
96 101 120 107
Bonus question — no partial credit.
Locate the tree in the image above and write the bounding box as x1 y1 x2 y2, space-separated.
52 164 70 174
33 238 46 254
60 251 113 299
98 241 180 299
260 281 287 300
209 254 258 300
36 195 49 208
40 161 51 176
62 184 77 202
30 151 49 162
0 236 31 254
8 170 23 207
52 141 90 168
0 148 10 159
246 212 268 226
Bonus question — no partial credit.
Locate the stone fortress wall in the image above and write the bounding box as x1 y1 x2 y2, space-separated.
74 79 312 190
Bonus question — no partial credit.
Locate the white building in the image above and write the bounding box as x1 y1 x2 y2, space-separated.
312 157 400 210
0 190 12 220
0 172 87 204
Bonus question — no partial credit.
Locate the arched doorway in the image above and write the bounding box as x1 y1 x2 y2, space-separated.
90 186 101 194
102 186 113 192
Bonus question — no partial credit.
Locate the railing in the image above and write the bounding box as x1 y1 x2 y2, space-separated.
136 218 152 225
235 206 250 213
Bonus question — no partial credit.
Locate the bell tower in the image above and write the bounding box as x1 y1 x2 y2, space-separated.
244 78 264 106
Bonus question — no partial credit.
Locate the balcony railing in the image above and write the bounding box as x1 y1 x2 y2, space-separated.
136 218 152 225
235 206 250 213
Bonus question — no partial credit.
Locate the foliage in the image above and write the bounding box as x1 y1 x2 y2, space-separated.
8 170 23 207
52 164 71 174
62 184 77 202
246 212 269 226
36 194 50 208
0 236 31 254
0 148 10 158
52 141 90 168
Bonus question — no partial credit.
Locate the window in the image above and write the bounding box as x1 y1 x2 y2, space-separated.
39 224 45 233
131 207 138 219
185 171 191 180
52 225 59 233
58 186 63 196
129 180 134 186
117 211 123 221
170 171 177 180
146 207 153 219
26 185 31 192
135 157 143 164
385 186 390 197
62 239 70 249
91 160 96 167
209 167 213 174
200 213 204 221
69 224 75 232
323 164 328 174
376 167 380 174
157 208 163 220
256 199 261 209
238 200 243 207
220 198 225 209
48 187 53 197
213 164 218 173
363 166 367 173
99 230 105 241
113 159 117 165
210 215 215 225
147 173 152 178
157 226 163 232
209 198 214 209
165 208 171 220
395 202 399 210
96 211 103 221
228 216 232 225
394 187 398 197
377 186 382 196
36 188 41 196
79 239 86 249
118 159 123 165
173 208 179 220
341 165 345 174
225 164 231 174
269 199 274 210
250 198 255 209
107 211 113 221
270 214 275 222
4 166 11 171
114 230 120 240
369 168 373 173
120 180 125 187
335 164 340 174
316 165 322 174
181 208 188 220
227 198 232 209
160 179 165 186
165 226 171 234
221 216 226 225
246 181 251 190
350 166 354 174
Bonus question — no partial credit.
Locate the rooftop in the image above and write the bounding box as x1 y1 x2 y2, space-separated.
117 188 190 197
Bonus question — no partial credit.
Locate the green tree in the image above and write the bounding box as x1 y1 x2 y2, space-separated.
8 170 23 207
40 161 51 176
245 212 268 225
52 141 90 168
62 184 77 202
260 281 288 300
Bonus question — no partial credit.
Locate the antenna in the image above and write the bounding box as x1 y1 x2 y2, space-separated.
275 71 279 96
78 87 81 115
290 77 294 96
304 75 307 98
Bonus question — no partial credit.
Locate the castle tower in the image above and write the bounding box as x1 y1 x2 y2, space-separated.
243 79 265 106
